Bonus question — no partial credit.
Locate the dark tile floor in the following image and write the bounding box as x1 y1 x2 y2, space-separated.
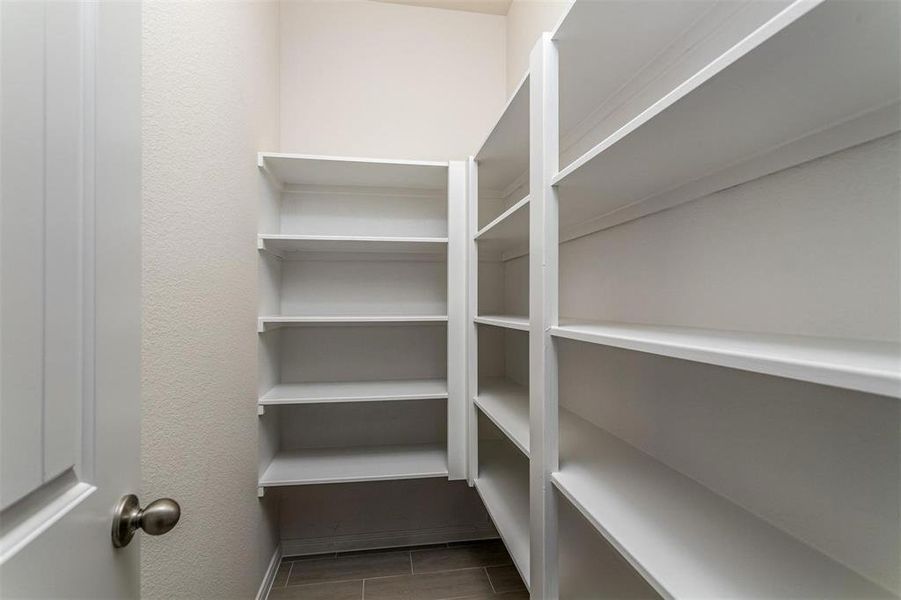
268 539 529 600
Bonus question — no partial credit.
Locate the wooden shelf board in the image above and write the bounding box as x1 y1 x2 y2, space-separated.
551 319 900 398
475 440 531 589
258 234 448 256
554 410 892 598
474 377 529 457
259 315 448 332
474 314 529 332
260 379 448 406
258 152 448 190
260 443 448 487
474 74 530 195
552 1 901 230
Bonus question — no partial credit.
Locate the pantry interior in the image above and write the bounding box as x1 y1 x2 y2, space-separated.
242 1 901 598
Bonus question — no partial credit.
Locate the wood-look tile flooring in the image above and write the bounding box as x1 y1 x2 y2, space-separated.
268 539 528 600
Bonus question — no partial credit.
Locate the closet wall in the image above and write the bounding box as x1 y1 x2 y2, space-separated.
504 0 569 96
141 2 281 599
274 0 506 555
279 0 505 160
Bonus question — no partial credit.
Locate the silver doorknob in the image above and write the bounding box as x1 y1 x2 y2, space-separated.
111 494 181 548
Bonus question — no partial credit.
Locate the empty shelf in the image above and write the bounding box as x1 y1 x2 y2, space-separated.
474 378 529 456
260 443 448 487
258 234 448 256
553 1 901 231
551 319 901 398
474 314 529 332
259 315 448 332
474 196 529 260
260 379 448 406
475 440 530 589
553 411 893 598
475 74 530 196
258 153 448 190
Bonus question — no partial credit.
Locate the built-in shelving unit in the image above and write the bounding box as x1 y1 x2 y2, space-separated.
464 1 901 598
474 195 529 261
260 379 448 407
260 443 448 487
474 439 530 590
467 65 534 597
553 0 901 240
554 410 891 599
258 152 448 189
474 378 529 457
552 320 901 399
473 314 528 332
258 234 448 256
258 315 448 332
257 153 466 493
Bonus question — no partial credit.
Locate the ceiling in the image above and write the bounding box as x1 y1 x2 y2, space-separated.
371 0 513 16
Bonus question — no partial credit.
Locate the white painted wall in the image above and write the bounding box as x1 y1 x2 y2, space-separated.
504 0 569 96
279 0 506 160
141 2 280 598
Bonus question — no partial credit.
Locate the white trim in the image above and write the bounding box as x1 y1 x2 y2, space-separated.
255 544 282 600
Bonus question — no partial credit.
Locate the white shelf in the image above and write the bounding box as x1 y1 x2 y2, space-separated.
259 315 448 332
474 314 529 332
551 319 901 398
260 379 448 406
260 443 448 487
474 74 530 196
553 0 901 230
474 196 529 260
474 377 529 457
553 410 892 598
258 234 447 257
258 152 448 190
475 440 530 590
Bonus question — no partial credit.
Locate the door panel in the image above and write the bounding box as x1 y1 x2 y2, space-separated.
0 1 142 597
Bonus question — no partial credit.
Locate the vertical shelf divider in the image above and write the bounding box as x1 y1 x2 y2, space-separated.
465 157 480 485
447 160 468 480
529 32 561 600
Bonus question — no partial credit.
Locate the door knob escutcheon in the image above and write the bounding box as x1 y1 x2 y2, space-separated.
111 494 180 548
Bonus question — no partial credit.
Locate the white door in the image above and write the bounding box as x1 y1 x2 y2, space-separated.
0 1 146 598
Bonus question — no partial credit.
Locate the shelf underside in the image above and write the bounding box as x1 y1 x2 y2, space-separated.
259 235 448 256
259 152 448 190
474 314 529 332
554 411 892 598
475 440 530 590
475 75 530 196
260 443 448 487
554 1 900 230
259 315 448 331
260 379 448 406
551 319 900 398
474 378 529 457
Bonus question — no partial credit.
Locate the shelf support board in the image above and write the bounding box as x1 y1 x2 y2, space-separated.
529 32 561 600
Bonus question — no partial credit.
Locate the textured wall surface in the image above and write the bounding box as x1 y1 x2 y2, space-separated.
141 2 280 598
504 0 569 96
279 0 506 160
